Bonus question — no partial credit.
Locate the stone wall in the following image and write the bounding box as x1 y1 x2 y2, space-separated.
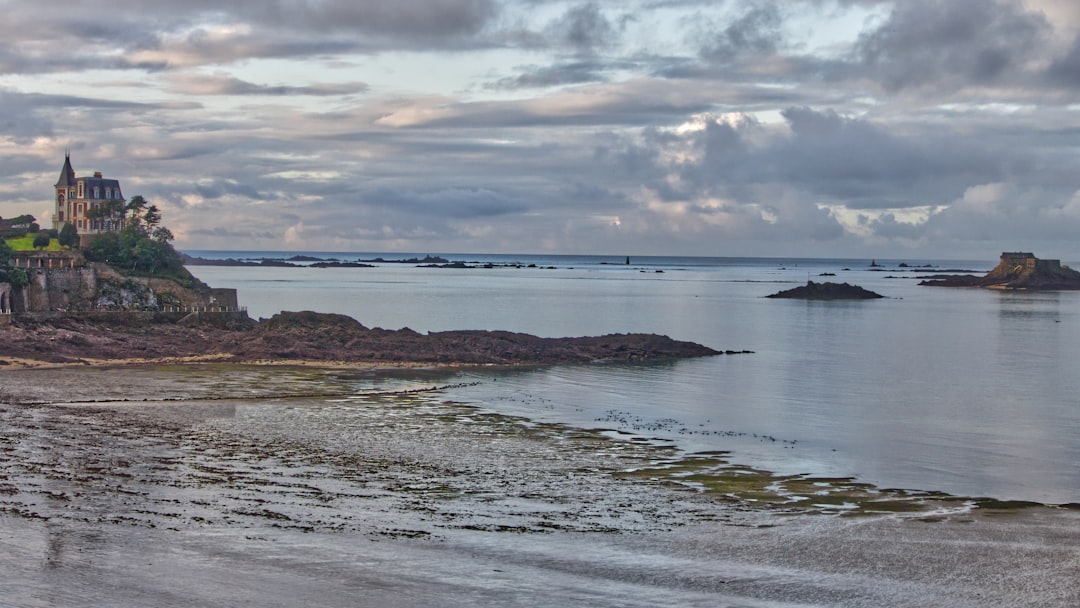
18 266 99 312
9 255 236 313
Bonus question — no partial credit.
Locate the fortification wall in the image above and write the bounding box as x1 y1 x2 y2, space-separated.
6 250 243 314
16 267 98 312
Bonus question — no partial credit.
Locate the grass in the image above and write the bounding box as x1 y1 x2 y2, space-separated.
4 235 65 251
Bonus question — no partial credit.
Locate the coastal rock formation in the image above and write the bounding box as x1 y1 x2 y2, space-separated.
766 281 884 300
920 252 1080 290
7 251 237 313
0 310 725 366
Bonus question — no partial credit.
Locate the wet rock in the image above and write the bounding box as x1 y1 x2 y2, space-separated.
766 281 885 300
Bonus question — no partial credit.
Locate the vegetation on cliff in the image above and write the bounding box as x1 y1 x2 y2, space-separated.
81 196 203 290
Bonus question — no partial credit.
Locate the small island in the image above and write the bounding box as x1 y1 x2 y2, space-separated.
920 252 1080 290
766 281 885 300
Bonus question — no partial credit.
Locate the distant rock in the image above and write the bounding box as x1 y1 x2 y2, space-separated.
767 281 885 300
308 261 375 268
920 252 1080 290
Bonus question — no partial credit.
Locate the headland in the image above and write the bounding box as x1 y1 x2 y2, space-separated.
0 310 729 368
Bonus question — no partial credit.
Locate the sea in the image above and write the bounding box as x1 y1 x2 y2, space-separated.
184 251 1080 506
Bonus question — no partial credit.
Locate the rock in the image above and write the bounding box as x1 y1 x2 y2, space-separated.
920 252 1080 290
766 281 885 300
0 311 728 366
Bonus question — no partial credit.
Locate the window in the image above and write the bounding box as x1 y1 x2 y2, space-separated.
78 182 84 198
93 187 99 199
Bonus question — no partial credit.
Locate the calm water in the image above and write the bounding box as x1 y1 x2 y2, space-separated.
187 252 1080 504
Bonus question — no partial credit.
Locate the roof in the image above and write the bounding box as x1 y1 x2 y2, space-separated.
55 153 75 189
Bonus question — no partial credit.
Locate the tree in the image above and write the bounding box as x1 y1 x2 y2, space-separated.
151 226 174 244
58 223 79 248
86 199 125 230
32 233 51 250
7 267 27 288
125 196 148 229
0 238 11 266
143 204 161 230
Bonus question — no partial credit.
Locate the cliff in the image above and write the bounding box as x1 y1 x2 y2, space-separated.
6 251 236 313
920 252 1080 290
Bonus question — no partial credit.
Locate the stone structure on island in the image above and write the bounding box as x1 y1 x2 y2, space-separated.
920 252 1080 290
766 281 884 300
52 153 125 240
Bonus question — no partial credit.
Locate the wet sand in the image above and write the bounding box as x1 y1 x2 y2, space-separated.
1 364 1078 607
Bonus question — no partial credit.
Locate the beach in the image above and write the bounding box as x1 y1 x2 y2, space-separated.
1 362 1078 607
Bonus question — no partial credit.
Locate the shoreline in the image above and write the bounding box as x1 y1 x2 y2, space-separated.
2 359 1075 514
0 364 1077 606
0 310 727 367
0 353 471 371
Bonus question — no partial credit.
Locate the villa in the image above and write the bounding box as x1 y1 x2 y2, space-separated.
52 153 125 235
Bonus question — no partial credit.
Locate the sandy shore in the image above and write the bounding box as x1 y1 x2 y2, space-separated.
1 363 1078 607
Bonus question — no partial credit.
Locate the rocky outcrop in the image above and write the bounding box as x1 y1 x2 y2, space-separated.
766 281 884 300
920 252 1080 290
0 310 726 366
8 251 235 312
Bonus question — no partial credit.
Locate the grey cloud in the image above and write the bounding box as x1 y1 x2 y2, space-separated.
36 0 499 39
853 0 1050 91
0 0 501 75
547 3 620 52
0 91 54 138
1047 36 1080 86
486 61 611 89
697 4 782 63
768 107 998 201
862 213 927 241
192 180 263 201
364 187 529 219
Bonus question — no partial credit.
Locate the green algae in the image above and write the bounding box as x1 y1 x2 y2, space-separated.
615 453 989 516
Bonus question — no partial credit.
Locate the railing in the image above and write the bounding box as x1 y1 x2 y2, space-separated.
71 306 248 314
158 306 247 314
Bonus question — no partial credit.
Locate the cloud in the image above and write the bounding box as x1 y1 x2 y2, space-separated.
696 3 783 63
546 2 621 53
852 0 1050 92
3 1 1080 259
364 187 529 219
167 73 369 96
486 61 612 90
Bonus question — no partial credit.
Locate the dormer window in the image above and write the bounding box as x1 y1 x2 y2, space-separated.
93 187 99 199
78 182 84 198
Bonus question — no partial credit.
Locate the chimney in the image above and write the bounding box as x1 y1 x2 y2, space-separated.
94 171 102 178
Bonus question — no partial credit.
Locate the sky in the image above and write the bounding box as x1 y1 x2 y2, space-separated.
1 0 1080 259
